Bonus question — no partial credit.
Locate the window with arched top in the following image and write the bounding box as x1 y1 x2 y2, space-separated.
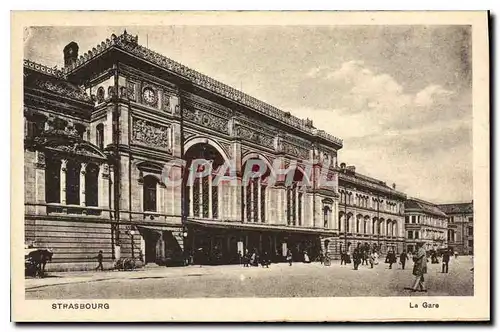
66 160 81 205
45 156 61 203
323 206 331 228
96 123 104 150
85 163 99 207
286 169 305 226
143 175 158 212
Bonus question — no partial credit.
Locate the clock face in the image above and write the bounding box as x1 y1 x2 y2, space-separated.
142 88 156 105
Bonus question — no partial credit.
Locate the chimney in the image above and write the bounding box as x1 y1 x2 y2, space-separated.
63 41 79 67
392 183 396 189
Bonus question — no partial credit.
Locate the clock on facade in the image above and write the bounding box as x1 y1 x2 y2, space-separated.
142 87 157 105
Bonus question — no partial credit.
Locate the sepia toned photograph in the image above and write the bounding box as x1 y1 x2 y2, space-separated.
11 11 489 322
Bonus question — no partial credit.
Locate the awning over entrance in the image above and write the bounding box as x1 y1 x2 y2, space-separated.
186 218 335 236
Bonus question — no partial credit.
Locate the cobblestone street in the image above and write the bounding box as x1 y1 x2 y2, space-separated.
25 256 474 299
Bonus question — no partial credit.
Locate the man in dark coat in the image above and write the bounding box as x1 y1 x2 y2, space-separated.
442 249 451 273
400 250 408 270
353 244 362 270
95 250 104 271
411 242 428 292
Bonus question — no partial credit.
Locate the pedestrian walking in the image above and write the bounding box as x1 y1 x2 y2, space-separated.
95 250 104 271
340 249 346 265
386 248 397 269
261 251 270 268
303 250 311 263
442 249 451 273
286 249 293 266
369 250 375 269
410 242 428 292
399 250 408 270
243 249 250 267
319 249 325 265
345 248 352 264
353 244 361 270
362 250 368 266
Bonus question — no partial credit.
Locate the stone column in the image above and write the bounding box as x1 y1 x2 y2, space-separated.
249 181 254 222
34 151 46 215
198 180 203 218
242 180 247 222
60 159 67 205
189 180 194 217
208 175 213 219
80 163 87 207
257 178 262 223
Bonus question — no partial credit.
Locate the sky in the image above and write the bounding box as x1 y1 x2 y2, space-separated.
24 25 473 204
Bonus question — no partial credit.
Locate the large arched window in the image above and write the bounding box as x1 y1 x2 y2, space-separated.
65 160 80 205
85 163 99 207
363 216 369 234
323 206 331 228
339 211 344 231
45 156 61 203
184 143 224 219
243 159 269 223
356 215 362 233
96 123 104 150
346 213 352 233
372 217 378 235
143 175 158 212
286 169 306 226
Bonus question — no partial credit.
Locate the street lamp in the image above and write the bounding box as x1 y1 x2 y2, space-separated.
344 191 352 251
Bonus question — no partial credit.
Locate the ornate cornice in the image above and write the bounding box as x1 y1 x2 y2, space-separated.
54 30 343 148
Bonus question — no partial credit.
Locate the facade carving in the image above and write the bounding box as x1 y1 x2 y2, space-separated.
132 118 171 151
25 30 464 271
183 107 229 134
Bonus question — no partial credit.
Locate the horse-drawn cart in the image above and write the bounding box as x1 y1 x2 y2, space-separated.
25 246 53 278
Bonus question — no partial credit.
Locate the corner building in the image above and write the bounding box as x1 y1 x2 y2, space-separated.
336 164 407 258
404 198 448 253
24 31 346 270
437 202 474 255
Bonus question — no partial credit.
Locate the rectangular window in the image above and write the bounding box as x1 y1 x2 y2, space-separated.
407 231 413 239
411 215 416 224
415 231 419 239
468 227 473 236
468 240 473 248
405 216 409 223
468 217 473 223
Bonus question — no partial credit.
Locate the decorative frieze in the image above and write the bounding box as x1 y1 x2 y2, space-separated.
282 141 310 160
127 81 137 101
131 118 171 151
234 124 274 149
30 77 92 103
183 108 229 134
56 31 342 147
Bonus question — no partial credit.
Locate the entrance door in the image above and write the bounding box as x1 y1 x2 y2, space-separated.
145 231 160 264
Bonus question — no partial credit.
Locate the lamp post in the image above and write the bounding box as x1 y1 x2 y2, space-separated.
129 230 135 258
344 191 352 251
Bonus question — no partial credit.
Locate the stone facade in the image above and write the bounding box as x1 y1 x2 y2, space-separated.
333 164 407 258
438 202 474 255
404 198 448 253
23 31 346 270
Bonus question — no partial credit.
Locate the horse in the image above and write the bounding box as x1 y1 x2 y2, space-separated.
27 249 53 277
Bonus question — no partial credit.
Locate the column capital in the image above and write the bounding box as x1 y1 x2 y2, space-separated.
80 162 87 174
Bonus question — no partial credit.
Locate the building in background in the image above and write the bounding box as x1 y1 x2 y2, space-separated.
404 198 448 253
337 163 407 258
438 201 474 255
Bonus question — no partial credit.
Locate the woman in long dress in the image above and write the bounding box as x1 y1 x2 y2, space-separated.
303 250 311 263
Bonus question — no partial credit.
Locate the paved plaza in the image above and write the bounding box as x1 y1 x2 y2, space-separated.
25 256 474 299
